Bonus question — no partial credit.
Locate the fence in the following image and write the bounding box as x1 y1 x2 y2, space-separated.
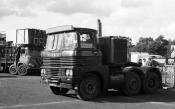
161 65 175 88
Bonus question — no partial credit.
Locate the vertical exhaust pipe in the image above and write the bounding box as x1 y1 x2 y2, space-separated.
97 19 102 45
97 19 102 38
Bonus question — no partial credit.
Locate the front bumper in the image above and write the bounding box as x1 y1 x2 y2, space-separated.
41 67 73 89
41 79 72 89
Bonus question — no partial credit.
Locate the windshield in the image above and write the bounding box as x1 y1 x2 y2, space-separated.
45 32 77 51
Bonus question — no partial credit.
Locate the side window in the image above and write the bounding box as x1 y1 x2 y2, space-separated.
80 33 93 48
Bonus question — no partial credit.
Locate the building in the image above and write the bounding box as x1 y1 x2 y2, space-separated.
0 33 6 46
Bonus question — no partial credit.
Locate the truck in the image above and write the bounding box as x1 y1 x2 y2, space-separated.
7 28 47 75
0 33 16 72
41 20 162 100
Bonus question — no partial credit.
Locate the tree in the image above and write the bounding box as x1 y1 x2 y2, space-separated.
132 35 171 57
148 35 169 57
132 37 153 52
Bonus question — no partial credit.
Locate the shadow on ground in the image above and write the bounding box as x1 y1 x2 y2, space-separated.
26 71 41 76
64 89 175 104
0 71 41 77
93 89 175 103
0 73 18 78
0 75 17 78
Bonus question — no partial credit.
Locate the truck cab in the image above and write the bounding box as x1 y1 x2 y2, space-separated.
41 26 107 98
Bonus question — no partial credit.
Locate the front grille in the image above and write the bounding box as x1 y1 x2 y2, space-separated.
46 68 65 76
45 68 66 79
43 57 88 67
42 57 88 79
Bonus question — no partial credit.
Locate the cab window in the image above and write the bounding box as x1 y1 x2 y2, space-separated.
79 33 93 48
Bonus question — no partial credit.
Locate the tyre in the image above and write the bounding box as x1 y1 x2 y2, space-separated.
122 72 141 96
50 86 69 95
9 64 18 75
2 65 6 73
4 66 9 73
76 74 101 101
142 72 160 94
18 64 28 76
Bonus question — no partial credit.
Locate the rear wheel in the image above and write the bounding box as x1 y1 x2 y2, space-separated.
9 64 18 75
122 72 141 96
18 64 28 76
142 72 160 94
76 74 101 100
50 86 69 95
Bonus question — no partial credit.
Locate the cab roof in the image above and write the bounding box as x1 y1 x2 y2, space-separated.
46 25 97 34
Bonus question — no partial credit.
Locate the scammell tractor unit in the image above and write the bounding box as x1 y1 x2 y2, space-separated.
41 24 162 100
9 28 46 76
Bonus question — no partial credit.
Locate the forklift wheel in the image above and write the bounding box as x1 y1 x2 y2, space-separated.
18 64 28 76
9 64 18 75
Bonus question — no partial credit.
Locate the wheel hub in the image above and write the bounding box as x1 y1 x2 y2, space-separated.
86 82 96 94
129 78 138 90
148 79 155 88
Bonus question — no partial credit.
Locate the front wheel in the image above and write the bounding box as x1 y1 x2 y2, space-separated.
122 72 141 96
76 74 101 101
9 64 18 75
18 64 28 76
142 72 160 94
50 86 69 95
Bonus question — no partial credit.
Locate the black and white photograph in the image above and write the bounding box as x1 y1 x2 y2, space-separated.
1 0 175 109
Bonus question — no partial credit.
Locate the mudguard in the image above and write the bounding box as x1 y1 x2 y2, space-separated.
122 66 144 78
123 66 161 76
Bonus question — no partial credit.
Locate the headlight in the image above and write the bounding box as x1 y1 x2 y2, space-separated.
28 63 35 67
65 69 73 78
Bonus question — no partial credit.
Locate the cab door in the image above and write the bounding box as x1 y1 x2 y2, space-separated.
78 31 100 66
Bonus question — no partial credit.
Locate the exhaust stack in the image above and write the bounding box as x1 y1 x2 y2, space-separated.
97 19 102 38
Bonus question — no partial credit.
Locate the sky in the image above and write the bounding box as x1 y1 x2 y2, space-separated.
0 0 175 44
